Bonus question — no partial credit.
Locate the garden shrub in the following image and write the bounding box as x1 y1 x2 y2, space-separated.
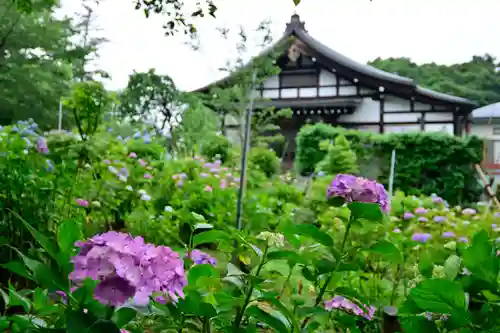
296 123 483 204
248 146 280 178
200 133 232 163
315 134 359 175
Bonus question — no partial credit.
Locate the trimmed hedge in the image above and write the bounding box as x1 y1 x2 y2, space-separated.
295 123 483 204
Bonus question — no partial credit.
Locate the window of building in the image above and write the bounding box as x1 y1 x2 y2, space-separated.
492 127 500 135
280 72 317 88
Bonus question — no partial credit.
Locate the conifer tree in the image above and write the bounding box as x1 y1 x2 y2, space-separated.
315 134 359 175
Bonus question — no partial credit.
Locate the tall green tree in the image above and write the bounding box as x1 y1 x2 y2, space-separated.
69 0 109 81
369 54 500 106
0 0 74 128
189 20 292 146
118 68 181 130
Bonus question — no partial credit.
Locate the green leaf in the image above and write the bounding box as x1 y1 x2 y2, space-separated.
327 196 345 207
188 264 220 286
13 213 61 264
112 307 137 328
400 316 440 333
409 279 467 314
258 297 301 333
33 288 49 312
66 309 98 333
443 254 461 280
419 250 434 278
192 230 230 247
246 305 289 333
178 291 217 318
57 219 82 254
0 261 34 281
291 224 333 247
266 250 301 264
293 0 301 6
347 202 384 222
368 240 403 264
8 282 30 313
90 320 121 333
462 230 498 285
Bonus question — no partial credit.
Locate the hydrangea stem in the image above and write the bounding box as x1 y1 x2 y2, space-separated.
233 244 269 331
301 218 353 329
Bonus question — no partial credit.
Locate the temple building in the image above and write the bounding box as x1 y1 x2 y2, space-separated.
195 14 476 157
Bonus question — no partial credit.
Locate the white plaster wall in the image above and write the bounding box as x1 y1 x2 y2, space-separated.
384 96 410 112
384 112 420 122
424 124 454 135
469 124 500 140
338 98 379 122
319 70 336 85
385 125 420 133
425 112 453 122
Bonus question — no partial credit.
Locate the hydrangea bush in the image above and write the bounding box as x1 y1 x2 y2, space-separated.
1 121 500 333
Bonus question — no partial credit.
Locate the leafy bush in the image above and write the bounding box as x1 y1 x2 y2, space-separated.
200 133 232 163
315 134 359 175
248 146 280 178
3 117 500 333
296 123 483 204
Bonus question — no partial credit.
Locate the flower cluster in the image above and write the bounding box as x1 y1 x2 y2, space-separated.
324 295 376 320
70 231 186 306
189 250 217 267
256 231 285 248
326 174 390 213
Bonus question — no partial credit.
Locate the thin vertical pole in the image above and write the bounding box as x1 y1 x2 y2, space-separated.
58 98 63 131
388 149 396 197
232 71 257 265
235 70 257 231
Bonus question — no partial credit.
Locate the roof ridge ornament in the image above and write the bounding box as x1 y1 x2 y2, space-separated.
285 13 306 34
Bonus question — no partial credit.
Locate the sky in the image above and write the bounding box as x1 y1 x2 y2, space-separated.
60 0 500 92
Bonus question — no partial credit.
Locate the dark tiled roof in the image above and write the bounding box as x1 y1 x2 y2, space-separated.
193 14 476 108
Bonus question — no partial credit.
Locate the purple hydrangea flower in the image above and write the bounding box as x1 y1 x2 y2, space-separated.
462 208 476 216
403 212 414 220
189 250 216 267
431 194 444 204
144 173 152 179
324 295 376 320
415 207 428 215
36 137 49 154
118 168 129 182
442 231 456 238
138 159 147 166
458 237 469 243
326 174 390 213
412 233 431 243
418 217 428 222
128 152 137 158
393 228 401 233
200 173 209 178
433 216 446 223
70 232 186 306
494 212 500 218
75 199 89 207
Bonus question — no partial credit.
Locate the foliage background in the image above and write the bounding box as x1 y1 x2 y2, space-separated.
296 123 483 204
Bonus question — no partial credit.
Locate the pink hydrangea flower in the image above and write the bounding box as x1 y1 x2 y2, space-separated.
75 199 89 207
128 152 137 158
324 296 375 320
